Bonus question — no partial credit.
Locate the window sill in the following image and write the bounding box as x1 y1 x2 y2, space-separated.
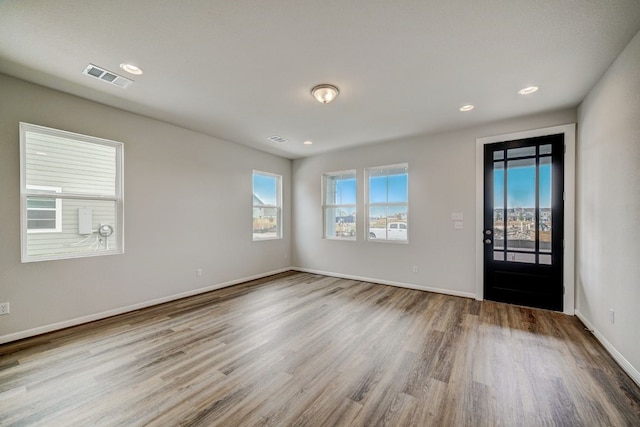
367 239 409 244
324 236 357 242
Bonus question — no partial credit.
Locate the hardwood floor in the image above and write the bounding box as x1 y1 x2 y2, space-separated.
1 272 639 426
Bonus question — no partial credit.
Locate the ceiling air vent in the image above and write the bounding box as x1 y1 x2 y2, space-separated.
267 135 287 144
83 64 133 88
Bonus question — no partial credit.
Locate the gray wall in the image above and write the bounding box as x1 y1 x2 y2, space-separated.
0 74 291 341
292 109 576 297
2 27 639 385
577 30 640 380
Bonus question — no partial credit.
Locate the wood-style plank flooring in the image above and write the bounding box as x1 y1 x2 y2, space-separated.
1 272 639 426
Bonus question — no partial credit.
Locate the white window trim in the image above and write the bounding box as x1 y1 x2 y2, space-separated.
26 184 62 233
365 163 409 244
252 170 282 241
20 122 124 263
322 170 357 240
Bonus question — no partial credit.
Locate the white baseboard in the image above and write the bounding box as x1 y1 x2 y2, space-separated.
292 267 476 299
575 310 640 387
0 267 292 345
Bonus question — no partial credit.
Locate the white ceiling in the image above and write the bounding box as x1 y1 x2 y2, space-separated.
1 1 640 159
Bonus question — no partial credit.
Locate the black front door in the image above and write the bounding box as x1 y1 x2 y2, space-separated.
484 134 564 311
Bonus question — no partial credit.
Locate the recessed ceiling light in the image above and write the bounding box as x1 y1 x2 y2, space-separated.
303 140 313 145
120 63 143 75
518 86 539 95
35 151 48 156
459 104 474 112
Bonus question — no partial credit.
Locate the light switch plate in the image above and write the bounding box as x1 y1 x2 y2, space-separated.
454 221 464 230
451 212 463 221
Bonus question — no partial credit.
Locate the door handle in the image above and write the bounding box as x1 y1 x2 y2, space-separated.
484 239 492 245
484 229 492 235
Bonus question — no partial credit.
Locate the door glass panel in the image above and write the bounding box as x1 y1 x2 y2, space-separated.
539 156 552 253
539 144 552 155
539 254 552 265
494 251 504 261
506 252 536 263
493 215 504 249
506 158 536 251
493 150 504 160
493 161 504 249
507 146 536 158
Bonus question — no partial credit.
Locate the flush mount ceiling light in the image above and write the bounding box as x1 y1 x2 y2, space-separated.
459 104 475 112
120 63 143 75
303 140 313 145
518 86 539 95
311 84 339 104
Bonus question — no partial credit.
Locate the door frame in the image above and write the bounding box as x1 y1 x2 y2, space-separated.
475 124 576 315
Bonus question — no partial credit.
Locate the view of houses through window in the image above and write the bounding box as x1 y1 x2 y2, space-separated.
323 170 356 239
252 171 282 240
366 164 409 242
320 164 409 242
20 123 124 262
493 145 553 264
26 184 62 233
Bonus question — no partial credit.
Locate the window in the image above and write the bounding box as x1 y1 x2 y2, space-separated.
252 171 282 240
323 170 356 239
20 123 124 262
366 163 408 242
26 185 62 233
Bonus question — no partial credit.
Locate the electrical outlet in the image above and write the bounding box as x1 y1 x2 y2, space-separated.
0 302 10 315
412 266 418 273
196 268 202 277
609 308 615 324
